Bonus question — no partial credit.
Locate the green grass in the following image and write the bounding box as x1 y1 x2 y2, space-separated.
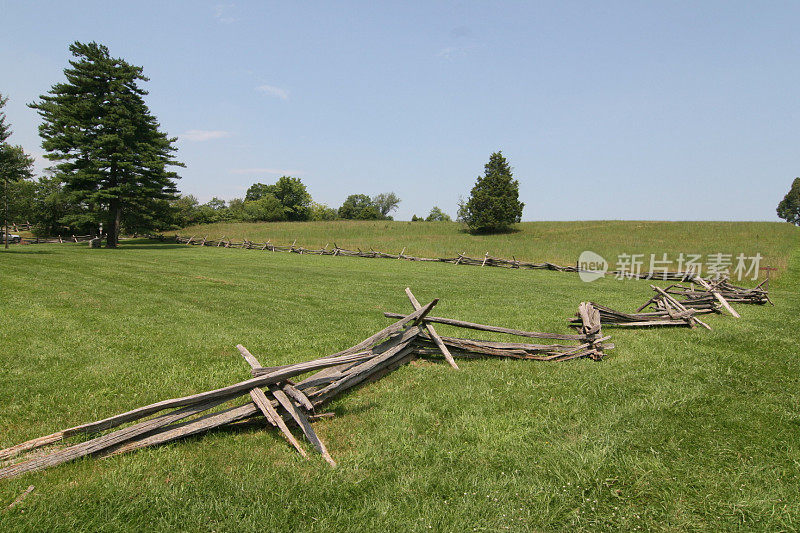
179 220 798 278
0 223 799 531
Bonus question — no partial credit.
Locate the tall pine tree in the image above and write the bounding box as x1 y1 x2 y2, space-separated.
29 41 182 247
458 151 524 233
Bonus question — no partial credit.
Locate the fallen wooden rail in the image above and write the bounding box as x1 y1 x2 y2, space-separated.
0 290 616 480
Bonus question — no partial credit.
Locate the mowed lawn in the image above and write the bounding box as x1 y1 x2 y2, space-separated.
179 220 798 276
0 226 798 531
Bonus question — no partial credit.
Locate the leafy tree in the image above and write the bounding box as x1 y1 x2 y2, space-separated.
1 93 34 247
29 41 183 247
426 206 451 222
6 179 37 223
245 177 311 220
31 175 74 236
338 194 381 220
227 198 246 220
242 195 285 222
458 151 524 233
206 197 227 210
271 176 311 220
309 201 338 221
245 182 273 202
777 177 800 225
372 192 400 219
411 214 422 221
170 194 200 227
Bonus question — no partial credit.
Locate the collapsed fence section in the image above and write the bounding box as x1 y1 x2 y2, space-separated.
0 288 613 479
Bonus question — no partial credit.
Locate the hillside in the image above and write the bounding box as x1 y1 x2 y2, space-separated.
178 220 799 280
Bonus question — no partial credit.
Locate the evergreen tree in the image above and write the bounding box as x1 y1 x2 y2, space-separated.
777 177 800 225
458 151 524 233
1 93 34 248
29 41 182 247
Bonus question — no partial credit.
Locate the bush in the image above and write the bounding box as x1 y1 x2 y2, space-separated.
309 202 338 221
242 195 286 222
425 206 451 222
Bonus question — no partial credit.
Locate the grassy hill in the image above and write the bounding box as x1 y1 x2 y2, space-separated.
0 223 798 530
179 220 798 278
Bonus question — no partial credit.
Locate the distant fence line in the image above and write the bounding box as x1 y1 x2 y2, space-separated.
18 234 98 244
168 234 700 282
6 222 33 232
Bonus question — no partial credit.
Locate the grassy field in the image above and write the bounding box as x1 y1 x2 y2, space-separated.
179 220 798 278
0 223 798 531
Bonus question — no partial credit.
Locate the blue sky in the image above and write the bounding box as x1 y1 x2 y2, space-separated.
1 1 798 221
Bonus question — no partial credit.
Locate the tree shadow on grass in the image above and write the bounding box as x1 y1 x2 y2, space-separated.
0 249 55 255
457 226 523 236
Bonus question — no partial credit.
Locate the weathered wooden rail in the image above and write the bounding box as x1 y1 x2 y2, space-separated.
169 234 711 281
0 289 614 479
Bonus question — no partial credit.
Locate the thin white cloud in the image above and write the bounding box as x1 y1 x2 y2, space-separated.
179 130 232 142
230 168 303 176
256 84 289 100
437 39 482 59
437 46 470 59
214 4 236 24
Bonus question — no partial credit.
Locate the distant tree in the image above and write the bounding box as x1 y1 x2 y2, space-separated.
372 192 400 219
271 176 311 220
777 177 800 225
6 179 37 223
171 194 200 227
245 182 273 202
411 214 422 221
29 41 182 247
425 206 451 222
1 93 35 247
191 197 232 224
227 198 246 220
242 195 286 222
338 194 381 220
206 197 227 210
31 175 74 236
246 177 311 220
309 201 338 221
458 151 524 233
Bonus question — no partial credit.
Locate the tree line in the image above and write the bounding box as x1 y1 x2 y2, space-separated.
171 179 405 226
4 39 800 249
2 40 532 248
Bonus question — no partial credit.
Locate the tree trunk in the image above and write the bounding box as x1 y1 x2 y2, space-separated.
107 200 121 248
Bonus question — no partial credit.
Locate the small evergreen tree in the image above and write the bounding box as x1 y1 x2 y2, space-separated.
458 151 524 233
777 177 800 225
29 42 183 247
